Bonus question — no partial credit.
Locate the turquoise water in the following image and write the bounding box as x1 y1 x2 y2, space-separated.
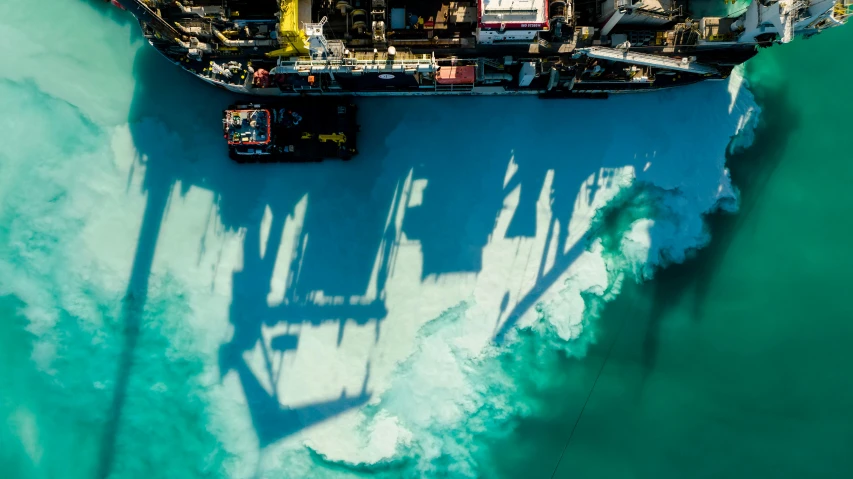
488 24 853 478
1 1 851 478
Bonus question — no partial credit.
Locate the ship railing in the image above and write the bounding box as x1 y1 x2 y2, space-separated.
289 58 436 67
481 58 504 69
272 55 437 74
434 83 475 92
433 57 480 65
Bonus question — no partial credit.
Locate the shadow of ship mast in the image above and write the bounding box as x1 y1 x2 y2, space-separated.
97 169 170 479
229 347 372 447
94 23 385 477
217 197 396 446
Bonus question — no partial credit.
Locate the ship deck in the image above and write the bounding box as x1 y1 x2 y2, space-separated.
131 0 770 97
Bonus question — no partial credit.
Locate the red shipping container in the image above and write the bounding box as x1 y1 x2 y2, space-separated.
436 66 476 85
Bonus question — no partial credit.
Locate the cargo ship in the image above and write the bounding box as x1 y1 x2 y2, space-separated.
223 99 359 162
110 0 849 97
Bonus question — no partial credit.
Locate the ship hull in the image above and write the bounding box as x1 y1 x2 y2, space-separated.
118 0 782 101
110 0 847 100
153 41 713 99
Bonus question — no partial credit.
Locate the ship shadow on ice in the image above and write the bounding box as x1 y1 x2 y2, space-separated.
100 40 394 470
100 18 749 475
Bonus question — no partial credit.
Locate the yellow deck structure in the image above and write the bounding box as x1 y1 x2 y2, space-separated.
266 0 310 58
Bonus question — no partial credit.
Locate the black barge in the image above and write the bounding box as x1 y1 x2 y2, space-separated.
223 99 359 163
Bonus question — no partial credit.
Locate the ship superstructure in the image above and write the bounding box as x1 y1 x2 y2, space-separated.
112 0 849 96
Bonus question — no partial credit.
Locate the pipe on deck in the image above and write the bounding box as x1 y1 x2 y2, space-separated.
213 28 277 47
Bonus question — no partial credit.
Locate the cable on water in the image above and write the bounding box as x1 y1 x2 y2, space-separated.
547 313 630 479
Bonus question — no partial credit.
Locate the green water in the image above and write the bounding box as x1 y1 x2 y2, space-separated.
489 24 853 479
2 2 851 477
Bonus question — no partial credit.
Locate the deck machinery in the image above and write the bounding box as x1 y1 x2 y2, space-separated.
113 0 849 96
